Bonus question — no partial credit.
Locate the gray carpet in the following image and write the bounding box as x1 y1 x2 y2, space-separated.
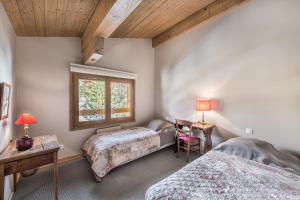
12 147 198 200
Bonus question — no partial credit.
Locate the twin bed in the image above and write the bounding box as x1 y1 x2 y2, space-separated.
146 137 300 200
82 120 175 181
81 121 300 199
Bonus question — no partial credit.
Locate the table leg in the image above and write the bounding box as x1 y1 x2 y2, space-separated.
203 128 213 153
53 152 58 200
13 173 17 192
174 135 178 153
0 164 4 200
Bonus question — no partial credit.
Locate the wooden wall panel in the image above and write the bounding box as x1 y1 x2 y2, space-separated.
45 0 57 36
1 0 26 35
79 0 99 35
71 0 96 37
152 0 248 47
111 0 216 38
1 0 248 48
32 0 46 36
63 0 80 36
56 0 68 36
17 0 38 36
1 0 99 36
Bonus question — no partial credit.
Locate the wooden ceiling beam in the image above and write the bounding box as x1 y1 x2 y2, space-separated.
111 0 216 39
152 0 248 47
81 0 143 65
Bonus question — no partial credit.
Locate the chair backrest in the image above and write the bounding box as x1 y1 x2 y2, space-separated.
175 119 193 136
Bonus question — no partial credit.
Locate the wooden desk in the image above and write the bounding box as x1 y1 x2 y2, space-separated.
175 122 215 154
0 135 60 200
192 123 215 153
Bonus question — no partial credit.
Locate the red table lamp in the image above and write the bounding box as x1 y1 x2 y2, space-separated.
15 114 37 151
195 99 211 124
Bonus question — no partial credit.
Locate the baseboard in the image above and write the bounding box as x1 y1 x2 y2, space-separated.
58 154 83 165
40 153 83 169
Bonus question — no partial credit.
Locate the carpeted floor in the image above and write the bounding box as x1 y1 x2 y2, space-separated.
12 147 198 200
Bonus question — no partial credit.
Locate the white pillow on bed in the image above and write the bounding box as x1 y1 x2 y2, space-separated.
147 119 172 131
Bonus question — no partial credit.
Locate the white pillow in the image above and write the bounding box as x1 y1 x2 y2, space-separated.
147 119 172 131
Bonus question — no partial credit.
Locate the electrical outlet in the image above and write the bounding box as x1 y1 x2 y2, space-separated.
245 128 253 134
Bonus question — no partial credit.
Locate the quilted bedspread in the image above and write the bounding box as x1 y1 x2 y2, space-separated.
145 151 300 200
82 127 160 180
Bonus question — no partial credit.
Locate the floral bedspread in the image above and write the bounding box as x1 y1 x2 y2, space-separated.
82 127 160 180
145 151 300 200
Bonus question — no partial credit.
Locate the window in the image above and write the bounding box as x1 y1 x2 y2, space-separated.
71 72 135 129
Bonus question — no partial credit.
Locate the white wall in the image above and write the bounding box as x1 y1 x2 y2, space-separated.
16 37 155 158
155 0 300 153
0 3 16 200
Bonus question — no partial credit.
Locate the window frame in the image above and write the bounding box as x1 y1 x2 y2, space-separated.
70 72 135 130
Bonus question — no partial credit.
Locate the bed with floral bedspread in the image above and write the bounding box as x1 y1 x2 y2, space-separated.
82 127 162 181
145 150 300 200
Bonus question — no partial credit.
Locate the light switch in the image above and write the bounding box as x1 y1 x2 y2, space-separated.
245 128 253 134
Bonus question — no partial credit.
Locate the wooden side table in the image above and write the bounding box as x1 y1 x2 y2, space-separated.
0 135 60 200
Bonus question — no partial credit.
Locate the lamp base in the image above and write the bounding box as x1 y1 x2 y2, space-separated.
198 120 208 125
16 136 34 151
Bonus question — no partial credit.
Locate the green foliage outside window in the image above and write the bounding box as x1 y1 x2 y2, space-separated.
111 82 130 118
78 79 130 121
111 82 128 109
79 79 105 121
79 79 105 110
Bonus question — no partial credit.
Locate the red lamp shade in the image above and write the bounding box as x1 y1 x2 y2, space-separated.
15 114 37 125
195 99 211 111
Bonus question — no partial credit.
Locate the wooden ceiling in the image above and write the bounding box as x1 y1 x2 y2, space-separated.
111 0 216 38
1 0 99 36
1 0 248 63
